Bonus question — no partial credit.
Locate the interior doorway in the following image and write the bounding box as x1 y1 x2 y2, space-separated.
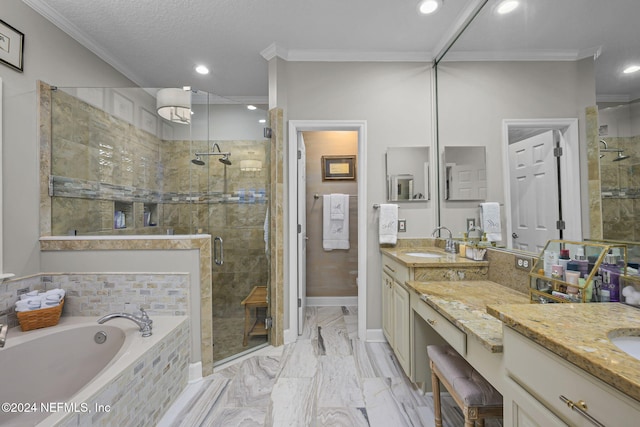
502 119 582 252
287 120 367 343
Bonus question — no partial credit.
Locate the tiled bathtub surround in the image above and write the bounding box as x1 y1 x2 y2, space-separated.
0 273 189 328
57 318 190 427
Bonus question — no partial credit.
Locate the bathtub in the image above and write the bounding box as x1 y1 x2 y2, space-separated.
0 316 189 427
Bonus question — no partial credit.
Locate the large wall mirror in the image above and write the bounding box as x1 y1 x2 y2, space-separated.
435 0 640 259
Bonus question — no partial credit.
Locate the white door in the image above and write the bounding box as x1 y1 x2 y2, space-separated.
448 163 487 200
508 130 559 252
297 133 307 334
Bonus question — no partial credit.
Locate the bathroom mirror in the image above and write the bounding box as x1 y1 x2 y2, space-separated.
385 146 429 202
434 0 640 254
443 146 486 201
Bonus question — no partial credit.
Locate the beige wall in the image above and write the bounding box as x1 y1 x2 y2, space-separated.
278 60 435 331
304 131 358 297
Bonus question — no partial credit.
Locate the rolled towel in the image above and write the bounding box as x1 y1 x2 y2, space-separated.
45 289 65 298
15 300 30 311
46 294 62 302
20 290 39 300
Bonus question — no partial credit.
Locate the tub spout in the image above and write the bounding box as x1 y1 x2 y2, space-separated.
0 323 7 348
97 308 153 337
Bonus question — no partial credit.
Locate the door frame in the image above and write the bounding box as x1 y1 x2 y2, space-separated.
287 120 367 343
501 118 582 249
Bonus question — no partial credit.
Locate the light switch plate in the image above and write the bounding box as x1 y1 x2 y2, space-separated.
398 219 406 232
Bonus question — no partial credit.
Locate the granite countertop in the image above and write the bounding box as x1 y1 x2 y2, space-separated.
487 303 640 402
380 246 489 268
406 280 530 352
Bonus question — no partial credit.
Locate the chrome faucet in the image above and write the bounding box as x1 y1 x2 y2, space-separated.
0 323 8 348
97 308 153 337
431 226 456 253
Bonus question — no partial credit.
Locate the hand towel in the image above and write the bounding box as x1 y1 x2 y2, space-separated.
379 204 398 245
480 202 502 242
323 194 350 250
330 193 348 220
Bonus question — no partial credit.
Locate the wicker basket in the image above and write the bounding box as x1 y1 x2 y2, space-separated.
16 299 64 331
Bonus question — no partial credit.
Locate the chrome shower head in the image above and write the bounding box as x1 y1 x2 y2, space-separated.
191 156 205 166
219 155 232 166
613 151 630 162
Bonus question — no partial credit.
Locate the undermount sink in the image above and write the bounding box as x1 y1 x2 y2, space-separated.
609 333 640 360
404 252 442 259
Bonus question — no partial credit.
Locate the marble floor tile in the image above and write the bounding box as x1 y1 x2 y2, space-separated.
160 306 502 427
267 377 316 426
316 355 365 408
224 356 281 407
316 407 369 427
278 339 318 378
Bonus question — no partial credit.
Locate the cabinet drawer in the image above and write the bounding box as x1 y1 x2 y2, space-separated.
413 299 466 356
504 327 640 426
382 255 410 284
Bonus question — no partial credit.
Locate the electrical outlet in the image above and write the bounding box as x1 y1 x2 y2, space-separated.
398 219 406 232
515 255 533 271
466 218 476 231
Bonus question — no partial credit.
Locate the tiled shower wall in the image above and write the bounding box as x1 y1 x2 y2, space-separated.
600 135 640 242
50 89 271 319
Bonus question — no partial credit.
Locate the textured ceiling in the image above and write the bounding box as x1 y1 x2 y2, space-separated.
22 0 640 102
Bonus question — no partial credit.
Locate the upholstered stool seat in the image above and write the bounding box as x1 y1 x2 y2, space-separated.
427 344 503 427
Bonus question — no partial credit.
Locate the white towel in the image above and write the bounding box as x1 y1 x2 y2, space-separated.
379 204 398 245
480 202 502 242
330 193 347 220
323 194 350 250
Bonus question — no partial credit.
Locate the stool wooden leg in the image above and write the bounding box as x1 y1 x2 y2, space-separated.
430 361 443 427
477 419 485 427
243 305 250 346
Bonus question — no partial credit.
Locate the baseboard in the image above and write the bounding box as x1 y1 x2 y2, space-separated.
188 362 203 383
306 296 358 306
366 328 386 342
284 328 297 344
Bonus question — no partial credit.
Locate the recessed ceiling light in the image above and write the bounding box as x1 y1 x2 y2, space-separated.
195 65 209 75
623 65 640 74
496 0 519 15
259 119 266 124
417 0 442 15
247 105 257 110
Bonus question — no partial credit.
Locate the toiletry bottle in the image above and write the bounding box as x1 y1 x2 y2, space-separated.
600 253 621 302
565 264 581 296
459 233 467 258
574 248 589 278
557 249 571 280
544 250 558 278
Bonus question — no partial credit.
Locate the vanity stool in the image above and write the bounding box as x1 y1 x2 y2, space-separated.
427 344 503 427
241 286 268 346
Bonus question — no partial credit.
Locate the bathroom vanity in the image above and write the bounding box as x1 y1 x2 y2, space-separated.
489 303 640 426
380 243 640 426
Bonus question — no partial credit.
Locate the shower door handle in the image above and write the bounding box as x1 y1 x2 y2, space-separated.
214 236 224 266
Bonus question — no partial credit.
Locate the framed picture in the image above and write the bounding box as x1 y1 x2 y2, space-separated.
321 155 356 180
0 19 24 72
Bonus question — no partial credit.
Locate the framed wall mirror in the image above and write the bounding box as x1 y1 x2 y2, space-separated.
434 0 640 258
385 147 429 202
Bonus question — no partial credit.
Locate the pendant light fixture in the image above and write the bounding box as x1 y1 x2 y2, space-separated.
156 87 191 124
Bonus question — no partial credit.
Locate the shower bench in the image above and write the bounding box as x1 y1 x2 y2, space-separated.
241 286 268 346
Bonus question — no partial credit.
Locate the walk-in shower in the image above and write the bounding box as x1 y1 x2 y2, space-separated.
600 139 629 161
192 142 233 165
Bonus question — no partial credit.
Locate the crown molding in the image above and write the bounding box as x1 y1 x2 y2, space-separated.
261 43 432 63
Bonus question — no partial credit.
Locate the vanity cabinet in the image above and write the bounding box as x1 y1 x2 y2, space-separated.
503 326 640 427
381 254 411 376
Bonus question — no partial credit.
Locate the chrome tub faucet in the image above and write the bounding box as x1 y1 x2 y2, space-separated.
97 308 153 337
0 323 8 347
